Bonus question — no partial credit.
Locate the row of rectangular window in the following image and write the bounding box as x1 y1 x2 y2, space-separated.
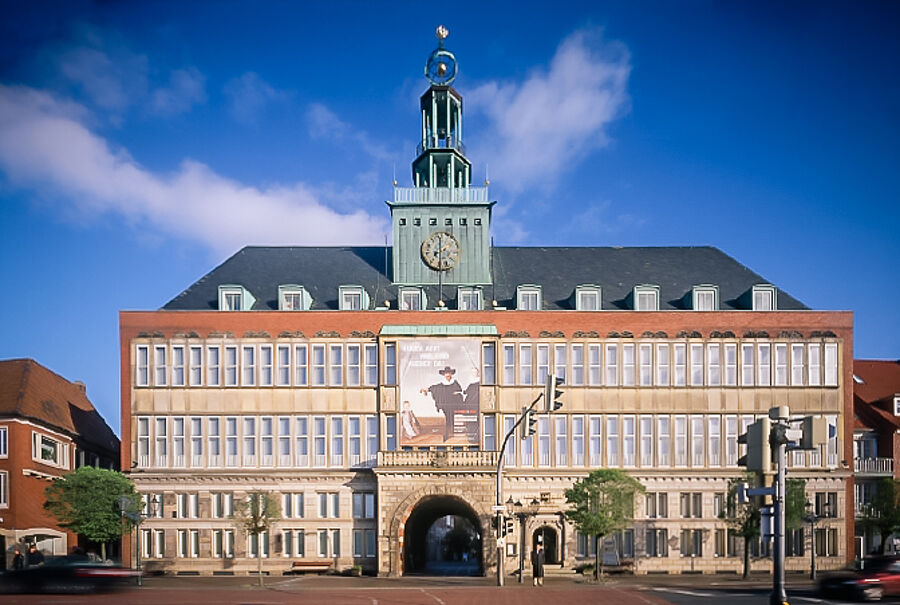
488 413 840 470
135 415 382 470
141 528 376 559
496 341 839 388
135 343 378 388
644 491 838 520
576 526 839 559
143 491 375 520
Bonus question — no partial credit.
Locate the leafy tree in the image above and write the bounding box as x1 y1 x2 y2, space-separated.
564 469 644 580
858 478 900 554
722 473 806 578
233 491 279 586
44 466 140 561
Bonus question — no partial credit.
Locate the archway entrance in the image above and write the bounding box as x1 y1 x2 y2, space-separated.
403 495 482 576
533 526 559 565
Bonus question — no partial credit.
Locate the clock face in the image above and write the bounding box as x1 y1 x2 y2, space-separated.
421 231 460 271
425 49 457 86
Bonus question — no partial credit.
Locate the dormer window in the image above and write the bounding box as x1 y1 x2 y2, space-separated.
633 285 659 311
457 287 482 310
339 286 368 311
517 285 542 311
752 284 777 311
575 285 601 311
399 287 425 311
692 285 719 311
278 285 311 311
218 285 255 311
894 395 900 416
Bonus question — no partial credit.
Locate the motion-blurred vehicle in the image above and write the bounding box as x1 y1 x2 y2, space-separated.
0 555 139 594
817 555 900 601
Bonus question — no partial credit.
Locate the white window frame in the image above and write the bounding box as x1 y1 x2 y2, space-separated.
295 344 309 386
808 343 821 387
276 345 291 386
674 415 687 467
639 415 653 467
516 285 542 311
171 345 186 386
279 285 309 311
657 416 671 467
724 343 737 386
622 415 636 467
219 286 245 311
188 345 203 386
708 416 721 467
207 417 221 467
791 343 805 386
572 415 585 466
519 344 533 385
757 343 771 386
364 344 378 386
673 343 686 386
707 343 721 386
692 285 718 311
774 343 788 386
589 415 603 467
571 344 585 386
633 285 659 311
741 343 755 387
605 343 618 386
554 415 568 466
339 286 366 311
311 344 326 386
32 431 69 469
259 344 273 386
207 345 221 387
622 343 635 386
752 284 777 311
575 285 601 311
0 470 7 507
824 343 838 387
399 287 425 311
691 415 705 467
502 344 515 385
457 287 482 310
346 344 361 387
224 345 238 386
690 343 704 386
154 345 168 386
588 344 602 386
606 416 619 467
136 345 150 386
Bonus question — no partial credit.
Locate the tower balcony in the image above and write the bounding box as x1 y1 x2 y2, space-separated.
376 449 498 469
417 137 466 157
393 186 490 204
853 456 894 476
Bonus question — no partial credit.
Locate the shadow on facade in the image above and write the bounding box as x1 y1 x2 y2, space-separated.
403 495 482 576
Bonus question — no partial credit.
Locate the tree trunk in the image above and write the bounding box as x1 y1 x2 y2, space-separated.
101 541 107 562
257 535 264 587
594 534 601 581
742 538 750 579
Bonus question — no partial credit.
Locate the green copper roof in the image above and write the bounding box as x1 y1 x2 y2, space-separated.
379 324 498 336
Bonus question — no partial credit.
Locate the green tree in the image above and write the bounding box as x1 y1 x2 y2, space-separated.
858 478 900 554
233 491 279 586
722 474 806 579
43 466 140 561
564 469 644 580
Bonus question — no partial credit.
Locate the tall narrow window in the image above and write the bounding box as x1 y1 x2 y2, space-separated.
277 417 291 466
774 344 788 386
189 417 203 466
623 415 635 467
483 415 496 451
224 346 238 386
690 344 703 386
276 345 291 386
725 415 738 466
538 416 551 467
640 416 653 467
137 418 150 467
346 344 361 386
385 416 396 451
757 343 771 386
639 344 652 386
207 346 221 387
136 345 150 386
537 344 550 385
208 417 221 466
571 344 585 386
824 343 838 387
554 344 568 383
313 417 326 466
366 415 378 466
605 344 618 386
155 418 168 467
311 345 326 386
791 344 805 386
225 416 238 466
242 417 257 466
502 344 515 385
154 345 168 386
724 343 737 386
189 346 203 386
293 344 308 386
674 416 687 467
656 343 670 386
384 343 396 385
691 416 705 467
295 417 309 466
554 416 568 466
572 415 585 466
259 345 273 386
741 343 755 386
708 416 721 467
589 416 602 466
588 344 602 385
364 344 378 386
707 343 720 386
331 417 344 466
606 416 619 467
482 343 496 386
673 344 686 386
622 344 635 386
808 343 821 386
171 345 185 386
260 417 273 466
242 345 256 386
329 345 343 386
519 344 533 385
348 416 361 467
504 415 516 467
657 416 671 467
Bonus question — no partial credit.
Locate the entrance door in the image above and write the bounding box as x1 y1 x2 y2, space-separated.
403 495 483 576
533 526 559 565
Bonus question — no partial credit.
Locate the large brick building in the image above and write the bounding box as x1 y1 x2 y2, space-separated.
0 359 120 568
121 30 854 577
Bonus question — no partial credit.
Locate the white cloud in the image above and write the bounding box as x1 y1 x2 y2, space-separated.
57 43 149 113
568 200 646 234
223 72 289 125
149 67 207 116
0 85 388 255
306 103 394 162
467 28 630 192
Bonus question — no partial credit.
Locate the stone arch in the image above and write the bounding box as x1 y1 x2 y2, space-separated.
385 483 493 576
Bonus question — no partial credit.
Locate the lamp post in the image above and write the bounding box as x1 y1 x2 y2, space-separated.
804 498 831 581
123 495 160 587
514 498 540 583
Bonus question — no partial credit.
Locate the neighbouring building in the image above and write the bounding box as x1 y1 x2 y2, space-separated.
121 28 854 577
851 359 900 557
0 358 120 568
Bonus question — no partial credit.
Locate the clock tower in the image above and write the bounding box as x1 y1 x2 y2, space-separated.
388 26 494 289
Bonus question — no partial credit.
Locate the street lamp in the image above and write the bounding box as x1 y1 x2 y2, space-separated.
804 498 832 581
123 495 160 586
514 498 540 583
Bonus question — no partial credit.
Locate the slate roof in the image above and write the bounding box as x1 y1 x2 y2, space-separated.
0 359 120 455
162 245 808 311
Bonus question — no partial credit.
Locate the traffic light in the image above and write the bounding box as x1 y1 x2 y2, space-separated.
521 406 537 439
544 373 564 412
504 517 516 536
737 417 772 473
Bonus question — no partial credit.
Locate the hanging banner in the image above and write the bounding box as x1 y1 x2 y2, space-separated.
398 338 480 446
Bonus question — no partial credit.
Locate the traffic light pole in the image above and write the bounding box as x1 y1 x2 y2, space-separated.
495 392 543 587
771 436 787 605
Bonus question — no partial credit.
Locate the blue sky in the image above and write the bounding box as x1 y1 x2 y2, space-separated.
1 1 897 434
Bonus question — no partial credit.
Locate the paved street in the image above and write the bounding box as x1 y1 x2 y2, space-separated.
0 572 894 605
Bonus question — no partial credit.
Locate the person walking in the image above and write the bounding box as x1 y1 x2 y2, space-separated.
531 542 545 587
12 548 24 570
26 544 44 567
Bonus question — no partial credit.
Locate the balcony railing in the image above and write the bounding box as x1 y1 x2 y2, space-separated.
392 186 490 204
377 449 498 468
854 457 894 475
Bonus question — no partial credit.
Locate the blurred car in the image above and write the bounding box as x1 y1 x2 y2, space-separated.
817 555 900 601
0 555 139 594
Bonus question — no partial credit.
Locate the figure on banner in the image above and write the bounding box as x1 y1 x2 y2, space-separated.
420 366 465 439
400 400 422 439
